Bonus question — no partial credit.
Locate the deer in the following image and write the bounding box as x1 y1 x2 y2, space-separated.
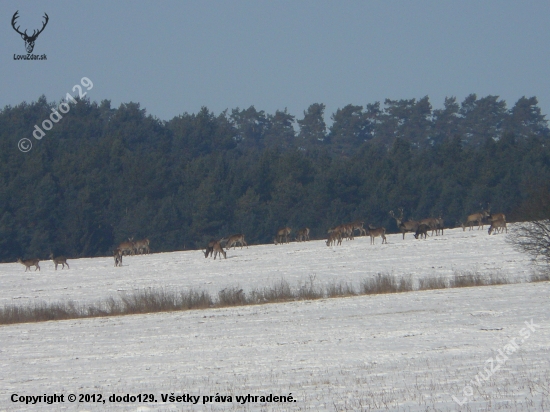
389 208 420 240
330 223 354 240
274 227 291 244
49 253 69 270
11 11 49 54
488 219 508 235
117 238 135 256
133 238 150 254
17 258 40 272
366 226 387 244
488 212 506 223
326 231 342 246
204 240 226 259
296 228 310 242
466 206 490 230
352 221 367 237
114 249 123 267
419 217 439 236
435 216 444 235
225 234 248 249
414 224 430 239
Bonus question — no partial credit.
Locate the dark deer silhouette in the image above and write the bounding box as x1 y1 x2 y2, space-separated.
12 11 49 53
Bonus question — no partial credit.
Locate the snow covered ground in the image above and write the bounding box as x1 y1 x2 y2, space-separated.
0 226 534 306
0 227 548 411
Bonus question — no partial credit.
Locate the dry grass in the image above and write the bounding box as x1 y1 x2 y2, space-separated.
0 270 541 325
360 273 413 295
418 276 448 290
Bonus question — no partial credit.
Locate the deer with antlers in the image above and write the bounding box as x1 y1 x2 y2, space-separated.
11 11 49 54
389 208 419 240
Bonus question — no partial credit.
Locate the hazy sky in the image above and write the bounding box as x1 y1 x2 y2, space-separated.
2 1 549 123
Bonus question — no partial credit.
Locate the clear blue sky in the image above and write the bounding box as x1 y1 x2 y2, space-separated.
2 0 549 123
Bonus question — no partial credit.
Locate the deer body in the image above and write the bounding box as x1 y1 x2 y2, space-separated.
225 234 247 249
366 226 387 244
488 219 507 235
274 227 291 244
389 209 419 240
49 253 69 270
17 258 40 271
296 228 310 242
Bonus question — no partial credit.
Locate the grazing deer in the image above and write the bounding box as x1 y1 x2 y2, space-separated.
274 227 291 244
414 224 430 239
225 234 248 249
420 218 439 236
326 231 342 246
389 208 420 239
204 240 226 260
118 238 135 256
49 253 69 270
17 258 40 272
114 249 123 267
488 219 507 235
133 238 150 254
296 227 310 242
366 226 387 244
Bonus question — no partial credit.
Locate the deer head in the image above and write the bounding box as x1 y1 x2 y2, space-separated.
12 11 49 53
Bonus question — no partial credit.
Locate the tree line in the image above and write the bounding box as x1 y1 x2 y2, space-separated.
0 94 549 262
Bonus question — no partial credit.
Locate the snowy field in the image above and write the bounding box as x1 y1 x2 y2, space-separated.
0 226 535 306
0 227 549 411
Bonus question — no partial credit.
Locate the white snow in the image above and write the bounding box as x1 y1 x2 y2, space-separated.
0 227 548 411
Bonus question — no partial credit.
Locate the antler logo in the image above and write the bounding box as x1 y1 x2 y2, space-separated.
11 11 49 54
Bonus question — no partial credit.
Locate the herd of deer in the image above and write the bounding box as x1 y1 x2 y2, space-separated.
15 206 508 270
388 205 507 240
113 238 151 266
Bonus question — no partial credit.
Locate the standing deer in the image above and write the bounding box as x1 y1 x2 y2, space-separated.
118 238 135 256
225 234 248 249
17 258 40 272
366 226 387 244
351 221 367 236
389 208 420 239
414 224 430 239
133 238 150 254
274 227 291 244
296 228 310 242
49 253 69 270
326 231 342 246
114 249 123 267
435 216 444 235
466 207 490 230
